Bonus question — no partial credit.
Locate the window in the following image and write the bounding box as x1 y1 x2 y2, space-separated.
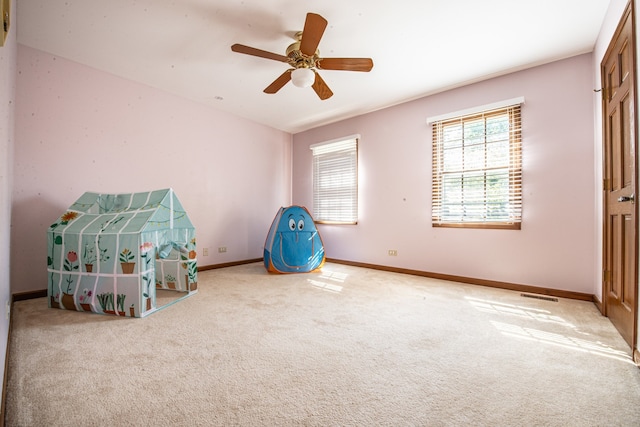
311 135 359 224
431 101 522 229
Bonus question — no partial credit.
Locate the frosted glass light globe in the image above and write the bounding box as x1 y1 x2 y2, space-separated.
291 68 315 88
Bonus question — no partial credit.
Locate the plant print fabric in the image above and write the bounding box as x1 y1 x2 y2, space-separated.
47 188 197 318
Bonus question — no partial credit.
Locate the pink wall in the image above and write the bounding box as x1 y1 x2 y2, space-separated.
9 2 634 301
12 45 292 294
0 0 17 400
293 54 596 294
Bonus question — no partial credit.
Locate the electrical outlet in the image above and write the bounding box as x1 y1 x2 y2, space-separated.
218 247 227 253
203 248 209 256
5 300 10 320
388 249 398 256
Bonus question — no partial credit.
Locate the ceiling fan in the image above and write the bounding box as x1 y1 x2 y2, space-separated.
231 12 374 100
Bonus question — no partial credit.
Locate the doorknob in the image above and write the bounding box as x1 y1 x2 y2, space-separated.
618 194 635 202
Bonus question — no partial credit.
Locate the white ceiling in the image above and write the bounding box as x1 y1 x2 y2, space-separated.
17 0 611 133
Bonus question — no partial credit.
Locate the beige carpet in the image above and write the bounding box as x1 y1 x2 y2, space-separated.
5 262 640 426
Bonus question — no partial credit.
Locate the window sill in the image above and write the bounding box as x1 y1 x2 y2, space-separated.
432 222 520 230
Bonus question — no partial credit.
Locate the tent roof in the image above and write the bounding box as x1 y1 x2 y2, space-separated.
49 188 193 234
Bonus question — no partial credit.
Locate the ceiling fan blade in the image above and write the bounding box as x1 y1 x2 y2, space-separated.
264 70 293 94
312 72 333 100
299 13 328 57
231 44 289 63
316 58 374 72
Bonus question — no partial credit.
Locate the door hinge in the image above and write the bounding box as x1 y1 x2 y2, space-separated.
603 270 611 282
603 178 610 191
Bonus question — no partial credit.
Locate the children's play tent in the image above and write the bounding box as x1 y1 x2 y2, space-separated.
264 205 325 273
47 188 197 317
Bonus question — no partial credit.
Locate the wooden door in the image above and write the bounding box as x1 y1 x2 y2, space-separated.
602 2 637 349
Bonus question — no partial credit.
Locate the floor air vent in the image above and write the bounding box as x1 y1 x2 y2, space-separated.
520 293 558 302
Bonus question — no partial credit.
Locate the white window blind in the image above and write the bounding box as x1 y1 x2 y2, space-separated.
431 103 522 229
311 136 358 224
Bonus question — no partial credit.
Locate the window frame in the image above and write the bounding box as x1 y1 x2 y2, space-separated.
430 102 522 230
310 135 359 225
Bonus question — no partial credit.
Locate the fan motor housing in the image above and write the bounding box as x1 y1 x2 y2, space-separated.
286 34 318 69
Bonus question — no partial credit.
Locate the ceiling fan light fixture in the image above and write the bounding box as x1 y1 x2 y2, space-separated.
231 13 371 100
291 68 315 88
